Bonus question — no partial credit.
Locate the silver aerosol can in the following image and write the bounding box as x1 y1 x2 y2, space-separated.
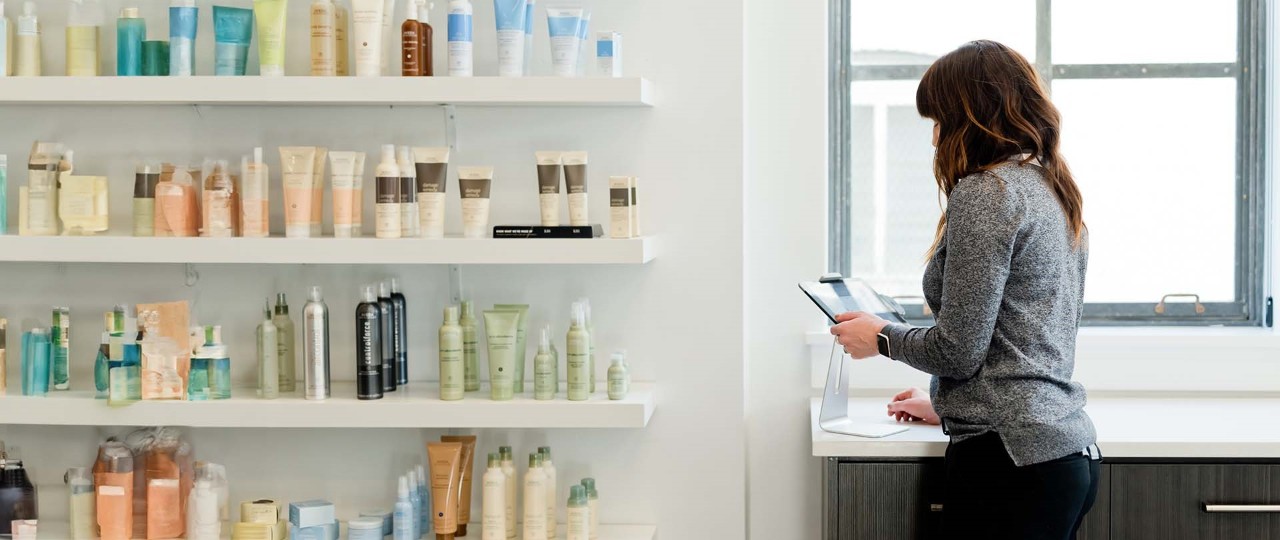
303 285 331 400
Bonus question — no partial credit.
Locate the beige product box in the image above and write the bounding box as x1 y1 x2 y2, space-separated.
609 176 633 239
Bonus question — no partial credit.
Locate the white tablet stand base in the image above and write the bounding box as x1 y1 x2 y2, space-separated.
818 337 909 438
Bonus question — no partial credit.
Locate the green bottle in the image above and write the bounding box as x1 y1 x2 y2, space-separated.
566 302 590 401
460 300 480 392
533 327 555 400
439 305 464 401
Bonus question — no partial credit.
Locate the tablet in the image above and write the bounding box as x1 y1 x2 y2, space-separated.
799 275 906 324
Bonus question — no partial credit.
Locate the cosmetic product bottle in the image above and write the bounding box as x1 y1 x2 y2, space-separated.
396 146 419 237
439 305 463 400
540 447 556 538
523 453 548 540
311 147 328 237
418 1 433 75
393 476 414 540
533 328 554 400
241 148 269 237
400 0 420 75
596 31 621 77
576 10 590 76
114 8 144 75
144 437 184 539
566 485 588 540
440 435 476 537
608 351 629 400
138 309 184 401
483 310 518 400
481 453 505 540
460 300 479 391
415 464 429 535
535 151 563 226
14 2 39 76
0 155 7 235
548 324 559 394
583 299 596 394
459 166 493 238
493 0 525 76
581 478 599 539
566 303 589 401
522 0 533 75
563 151 589 226
66 0 104 76
21 142 62 237
49 307 70 391
142 40 169 75
356 285 384 400
406 469 423 539
186 471 220 540
93 312 113 398
377 282 397 392
390 278 408 386
0 458 37 537
169 0 198 76
59 173 109 235
546 7 580 77
0 5 11 77
499 446 516 539
375 144 402 238
351 0 384 76
273 293 297 393
0 318 7 396
413 146 449 237
213 6 253 75
609 176 633 238
303 286 331 401
20 327 50 396
446 0 472 76
132 162 160 236
335 1 349 75
94 441 134 540
201 159 236 237
66 467 95 539
257 302 279 399
254 0 288 76
190 325 231 400
312 0 337 75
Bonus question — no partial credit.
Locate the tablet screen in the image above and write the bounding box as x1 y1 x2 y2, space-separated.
799 278 906 324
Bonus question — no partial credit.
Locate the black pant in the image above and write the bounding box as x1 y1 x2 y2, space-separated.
943 432 1100 540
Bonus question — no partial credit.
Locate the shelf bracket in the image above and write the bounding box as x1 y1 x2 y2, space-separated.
449 264 464 306
443 105 458 154
185 263 200 287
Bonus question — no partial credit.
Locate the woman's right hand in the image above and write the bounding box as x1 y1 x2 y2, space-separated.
887 387 941 425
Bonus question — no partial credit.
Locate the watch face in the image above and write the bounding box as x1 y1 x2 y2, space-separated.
876 334 890 357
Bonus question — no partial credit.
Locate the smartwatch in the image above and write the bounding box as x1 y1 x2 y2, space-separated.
876 332 891 358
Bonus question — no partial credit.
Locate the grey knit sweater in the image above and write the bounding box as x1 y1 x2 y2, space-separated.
882 160 1096 466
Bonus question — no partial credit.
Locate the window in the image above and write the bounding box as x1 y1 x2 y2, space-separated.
829 0 1269 325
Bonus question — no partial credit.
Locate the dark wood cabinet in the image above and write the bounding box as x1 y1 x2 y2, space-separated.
824 460 1280 540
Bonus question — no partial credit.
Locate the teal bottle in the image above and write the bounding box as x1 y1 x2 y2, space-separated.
116 8 145 76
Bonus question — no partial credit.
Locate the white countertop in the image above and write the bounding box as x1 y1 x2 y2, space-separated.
812 397 1280 458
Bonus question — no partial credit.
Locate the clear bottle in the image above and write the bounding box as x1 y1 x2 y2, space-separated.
201 159 237 237
522 454 547 540
393 475 414 540
608 351 629 400
310 0 336 75
66 467 95 539
273 293 296 393
460 300 480 391
406 469 423 539
257 302 279 399
539 447 557 539
565 485 588 540
481 453 505 540
566 303 589 401
581 478 599 540
499 446 516 539
415 464 430 536
186 470 220 540
440 305 464 400
533 328 555 400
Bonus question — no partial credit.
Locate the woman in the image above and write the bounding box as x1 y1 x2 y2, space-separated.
831 40 1100 540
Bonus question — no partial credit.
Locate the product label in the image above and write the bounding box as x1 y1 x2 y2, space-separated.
597 40 614 58
459 178 491 199
609 375 627 397
203 190 233 237
376 204 401 238
609 187 631 208
537 164 561 194
134 198 157 236
448 41 473 75
441 335 464 396
399 177 417 202
215 42 249 75
376 176 400 204
62 191 95 218
540 194 560 227
448 13 473 42
567 508 589 536
170 37 194 76
496 29 524 76
419 192 447 237
416 162 448 193
550 36 579 76
568 193 589 227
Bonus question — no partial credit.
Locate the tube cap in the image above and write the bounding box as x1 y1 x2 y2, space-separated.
538 327 551 353
538 446 552 461
381 144 396 162
398 476 409 498
499 446 513 460
120 7 139 18
416 465 426 485
444 305 459 324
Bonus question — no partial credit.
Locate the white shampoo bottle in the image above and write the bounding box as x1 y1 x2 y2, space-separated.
566 485 589 540
375 144 402 238
540 447 557 539
482 453 506 540
446 0 472 76
500 446 516 539
522 453 547 540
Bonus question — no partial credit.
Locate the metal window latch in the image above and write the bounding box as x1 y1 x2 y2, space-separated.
1154 293 1205 315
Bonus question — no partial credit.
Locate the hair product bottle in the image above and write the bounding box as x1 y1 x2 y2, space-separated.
257 302 279 399
540 447 557 538
375 144 402 238
481 453 505 540
439 305 463 400
566 303 589 401
400 0 420 75
608 351 629 400
581 478 599 539
522 453 547 540
311 0 336 75
66 467 95 539
273 293 296 393
66 0 103 76
14 2 40 76
446 0 471 76
393 476 414 540
533 328 554 400
377 282 397 392
334 1 349 75
390 278 408 386
116 7 144 75
566 485 588 540
356 285 384 400
303 286 331 400
499 446 515 539
133 162 160 236
396 146 418 237
418 1 433 75
460 300 479 391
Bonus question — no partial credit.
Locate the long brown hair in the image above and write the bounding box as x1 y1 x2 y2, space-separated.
916 40 1084 255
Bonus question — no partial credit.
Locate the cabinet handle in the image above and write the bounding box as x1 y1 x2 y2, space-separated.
929 504 943 512
1202 504 1280 513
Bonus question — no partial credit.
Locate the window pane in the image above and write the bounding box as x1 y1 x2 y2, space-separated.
850 1 1036 65
848 80 941 298
1053 0 1236 64
1054 78 1237 302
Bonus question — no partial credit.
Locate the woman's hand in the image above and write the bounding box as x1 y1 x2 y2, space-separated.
830 311 890 359
886 387 941 425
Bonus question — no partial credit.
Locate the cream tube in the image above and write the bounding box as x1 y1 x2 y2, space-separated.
609 176 632 239
279 147 317 238
253 0 288 75
329 151 358 238
483 310 517 400
492 0 525 76
412 147 449 238
311 147 328 236
375 144 401 238
241 148 269 237
351 0 384 76
535 151 562 226
353 152 367 237
440 435 477 537
427 442 463 540
563 151 588 226
545 7 581 77
458 166 493 239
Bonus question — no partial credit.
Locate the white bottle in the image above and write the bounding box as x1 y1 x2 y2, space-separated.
566 485 589 540
446 0 472 76
396 146 419 237
522 453 548 540
540 447 557 539
14 1 39 76
482 453 506 540
581 478 599 540
608 351 629 400
186 478 221 540
406 469 423 539
499 446 516 539
375 144 402 239
393 475 414 540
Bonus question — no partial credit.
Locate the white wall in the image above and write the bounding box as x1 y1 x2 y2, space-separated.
0 0 748 538
742 0 828 538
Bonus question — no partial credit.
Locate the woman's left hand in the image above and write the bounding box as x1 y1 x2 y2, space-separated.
831 311 891 359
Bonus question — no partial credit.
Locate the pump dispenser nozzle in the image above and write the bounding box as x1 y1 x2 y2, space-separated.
398 475 410 498
539 327 551 353
309 286 323 302
362 285 376 303
379 281 391 298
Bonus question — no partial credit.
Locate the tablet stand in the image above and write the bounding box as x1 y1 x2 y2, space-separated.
818 337 909 438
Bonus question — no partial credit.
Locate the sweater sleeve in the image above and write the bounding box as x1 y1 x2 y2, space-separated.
883 174 1021 380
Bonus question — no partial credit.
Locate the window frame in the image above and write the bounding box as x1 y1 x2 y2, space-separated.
828 0 1272 326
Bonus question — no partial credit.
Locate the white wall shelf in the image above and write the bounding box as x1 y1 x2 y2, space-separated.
0 235 657 265
34 522 657 540
0 383 656 429
0 77 655 107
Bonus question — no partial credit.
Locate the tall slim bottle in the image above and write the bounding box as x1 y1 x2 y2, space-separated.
390 277 409 386
418 1 433 76
583 299 596 394
481 453 505 540
396 146 418 237
377 281 397 392
566 302 589 401
310 0 336 75
14 2 39 76
273 293 296 393
66 0 103 76
581 478 599 540
460 300 479 391
540 447 557 538
257 302 279 399
133 162 160 236
400 0 420 75
52 306 70 390
303 286 331 400
499 446 516 540
533 328 554 400
355 285 383 400
522 453 547 540
375 145 401 238
116 8 144 76
334 1 350 75
566 485 588 540
439 305 463 400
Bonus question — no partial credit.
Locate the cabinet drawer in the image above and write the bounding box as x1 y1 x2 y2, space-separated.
1111 464 1280 540
830 461 944 540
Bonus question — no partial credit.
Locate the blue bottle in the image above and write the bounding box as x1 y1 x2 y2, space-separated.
393 476 415 540
117 8 146 76
20 328 51 396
